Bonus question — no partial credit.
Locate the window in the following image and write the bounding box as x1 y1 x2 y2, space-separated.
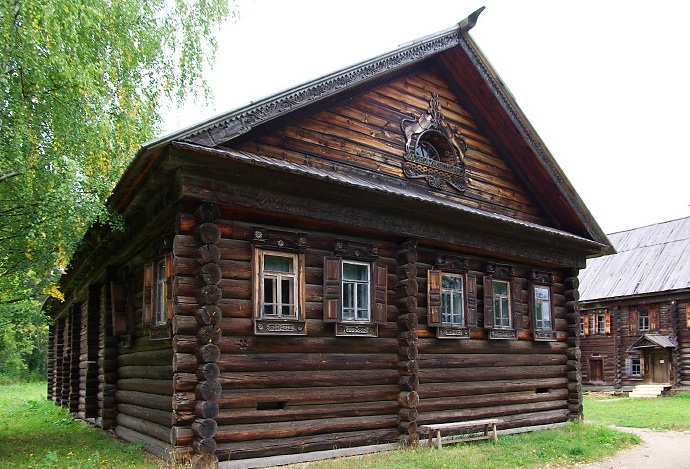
428 270 474 338
591 309 610 335
628 357 642 379
532 284 556 341
483 269 521 340
638 309 650 331
253 249 306 335
441 274 465 326
579 316 585 335
533 286 551 330
143 253 173 339
324 257 387 337
492 280 511 328
261 252 297 319
342 261 370 322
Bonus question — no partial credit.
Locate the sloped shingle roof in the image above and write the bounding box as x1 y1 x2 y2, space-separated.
579 216 690 301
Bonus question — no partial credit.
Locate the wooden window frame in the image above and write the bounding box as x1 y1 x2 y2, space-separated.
324 256 387 337
627 356 643 379
427 270 475 339
591 309 610 336
638 309 650 332
143 253 173 340
253 247 306 336
483 267 521 340
531 284 556 341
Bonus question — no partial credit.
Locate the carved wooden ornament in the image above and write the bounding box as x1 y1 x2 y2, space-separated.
400 93 468 193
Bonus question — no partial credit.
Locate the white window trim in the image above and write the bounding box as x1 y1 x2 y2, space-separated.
259 251 299 320
492 279 512 329
341 260 371 323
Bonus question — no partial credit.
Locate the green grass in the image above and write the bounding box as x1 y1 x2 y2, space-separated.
286 423 639 469
0 382 162 469
584 391 690 430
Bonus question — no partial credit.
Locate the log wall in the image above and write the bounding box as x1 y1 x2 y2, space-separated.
235 68 551 228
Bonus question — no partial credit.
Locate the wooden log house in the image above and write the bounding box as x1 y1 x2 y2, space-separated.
44 9 612 468
579 216 690 394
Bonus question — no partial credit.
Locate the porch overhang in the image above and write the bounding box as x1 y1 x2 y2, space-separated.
627 334 677 352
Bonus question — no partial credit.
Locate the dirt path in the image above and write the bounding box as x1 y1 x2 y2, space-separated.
571 427 690 468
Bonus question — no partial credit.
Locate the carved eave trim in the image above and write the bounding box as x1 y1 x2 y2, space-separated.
178 15 488 147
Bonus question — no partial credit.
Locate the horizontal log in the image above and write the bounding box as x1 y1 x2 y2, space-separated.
215 400 398 425
118 378 173 395
215 428 398 461
218 384 399 408
174 372 198 392
420 365 567 383
420 377 568 399
170 425 194 446
115 425 175 461
196 305 222 326
214 414 397 443
417 338 566 355
417 353 566 369
215 353 396 372
418 400 568 428
116 412 171 444
118 365 173 380
173 392 196 412
172 411 196 428
419 388 569 413
199 262 222 286
217 335 398 355
173 353 198 373
219 368 398 389
117 348 173 367
116 390 173 411
117 402 173 427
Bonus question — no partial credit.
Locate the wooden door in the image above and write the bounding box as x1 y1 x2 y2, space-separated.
589 359 604 383
650 351 670 383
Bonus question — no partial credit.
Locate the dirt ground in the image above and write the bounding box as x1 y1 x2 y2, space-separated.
570 427 690 468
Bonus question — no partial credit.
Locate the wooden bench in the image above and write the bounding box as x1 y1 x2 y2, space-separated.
419 418 500 449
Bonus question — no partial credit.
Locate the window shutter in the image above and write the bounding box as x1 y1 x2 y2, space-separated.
323 257 342 322
626 358 632 376
605 313 611 334
142 263 153 325
583 314 590 336
650 307 659 330
427 270 442 326
511 278 522 330
372 262 388 325
483 276 493 329
165 253 174 321
640 356 645 376
629 310 638 334
466 274 477 326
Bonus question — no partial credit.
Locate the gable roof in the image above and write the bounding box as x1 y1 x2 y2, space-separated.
110 8 610 256
627 334 677 351
580 216 690 302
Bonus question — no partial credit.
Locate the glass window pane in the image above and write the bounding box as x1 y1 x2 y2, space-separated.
452 292 463 314
492 280 508 295
264 255 293 272
343 283 354 309
343 262 368 281
442 275 462 290
356 284 369 310
534 286 549 301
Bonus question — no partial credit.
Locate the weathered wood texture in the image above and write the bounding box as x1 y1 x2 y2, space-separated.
233 68 550 228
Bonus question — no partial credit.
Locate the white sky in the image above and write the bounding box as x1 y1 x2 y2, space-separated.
164 0 690 235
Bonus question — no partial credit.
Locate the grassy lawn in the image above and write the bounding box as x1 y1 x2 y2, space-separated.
8 382 689 469
583 391 690 430
0 382 162 469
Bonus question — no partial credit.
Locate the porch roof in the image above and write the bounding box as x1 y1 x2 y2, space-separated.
627 334 677 351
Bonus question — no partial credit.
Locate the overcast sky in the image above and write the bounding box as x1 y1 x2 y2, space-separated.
164 0 690 235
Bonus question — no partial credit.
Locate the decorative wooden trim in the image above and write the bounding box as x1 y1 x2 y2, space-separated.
335 323 378 337
251 227 308 252
334 239 379 261
400 93 468 193
255 319 307 336
437 327 470 339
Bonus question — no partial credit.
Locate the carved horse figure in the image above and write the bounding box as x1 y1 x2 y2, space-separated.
401 111 434 151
